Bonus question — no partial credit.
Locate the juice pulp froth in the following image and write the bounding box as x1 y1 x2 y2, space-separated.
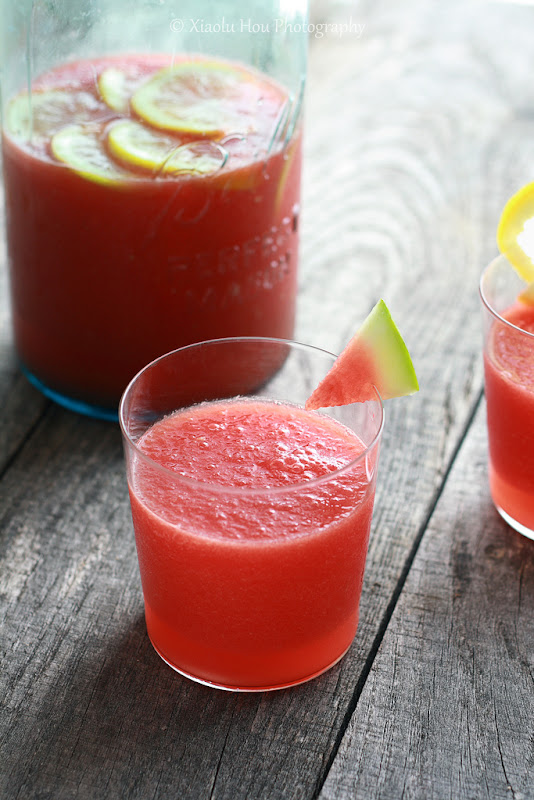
2 55 302 411
128 398 378 690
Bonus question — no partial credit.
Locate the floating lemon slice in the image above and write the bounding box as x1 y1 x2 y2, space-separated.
497 182 534 284
98 67 134 113
5 89 104 143
274 133 299 214
130 60 260 137
518 281 534 305
98 66 156 114
108 119 227 175
51 124 129 185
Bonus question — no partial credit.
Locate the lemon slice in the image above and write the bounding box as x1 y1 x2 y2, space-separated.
98 68 133 113
497 182 534 283
519 281 534 305
108 119 227 175
51 124 130 185
130 60 261 137
98 63 170 113
274 134 299 214
98 66 153 113
5 89 104 143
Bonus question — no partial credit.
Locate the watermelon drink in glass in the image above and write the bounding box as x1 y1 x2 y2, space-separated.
480 255 534 539
0 1 307 419
120 337 384 691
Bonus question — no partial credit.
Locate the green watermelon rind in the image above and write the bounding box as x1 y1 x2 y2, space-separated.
359 299 419 399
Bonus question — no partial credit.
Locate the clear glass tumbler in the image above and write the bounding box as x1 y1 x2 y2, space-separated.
120 337 384 691
480 255 534 539
0 0 308 419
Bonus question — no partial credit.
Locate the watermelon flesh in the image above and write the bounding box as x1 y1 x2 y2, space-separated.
306 299 419 410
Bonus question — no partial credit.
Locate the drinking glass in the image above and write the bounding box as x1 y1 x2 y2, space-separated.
480 255 534 539
120 337 384 691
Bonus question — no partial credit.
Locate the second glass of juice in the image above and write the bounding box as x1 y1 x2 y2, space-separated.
480 255 534 539
1 0 307 418
120 337 384 691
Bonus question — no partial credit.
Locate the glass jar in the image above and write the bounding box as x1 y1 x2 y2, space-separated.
0 0 308 418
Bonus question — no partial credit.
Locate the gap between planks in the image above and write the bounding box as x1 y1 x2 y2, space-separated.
312 386 485 799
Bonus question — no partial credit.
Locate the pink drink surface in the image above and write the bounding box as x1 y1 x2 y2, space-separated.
128 399 378 689
484 302 534 531
2 56 301 408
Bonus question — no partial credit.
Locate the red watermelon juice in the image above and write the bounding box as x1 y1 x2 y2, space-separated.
2 55 301 415
483 302 534 536
123 396 381 691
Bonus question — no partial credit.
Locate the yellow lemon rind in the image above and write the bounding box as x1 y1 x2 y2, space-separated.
497 182 534 284
51 124 129 186
130 60 252 137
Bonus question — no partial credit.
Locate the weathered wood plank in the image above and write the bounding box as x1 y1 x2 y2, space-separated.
319 401 534 800
1 1 534 798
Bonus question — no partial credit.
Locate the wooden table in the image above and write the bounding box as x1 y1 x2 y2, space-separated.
1 1 533 797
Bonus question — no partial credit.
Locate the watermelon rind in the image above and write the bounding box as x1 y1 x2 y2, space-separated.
360 299 419 399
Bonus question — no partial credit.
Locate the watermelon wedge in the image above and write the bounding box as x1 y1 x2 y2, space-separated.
306 299 419 409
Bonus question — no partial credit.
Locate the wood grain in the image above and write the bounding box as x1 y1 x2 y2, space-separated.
319 402 534 800
2 1 534 798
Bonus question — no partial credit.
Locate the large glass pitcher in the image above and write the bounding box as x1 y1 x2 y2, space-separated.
0 0 308 419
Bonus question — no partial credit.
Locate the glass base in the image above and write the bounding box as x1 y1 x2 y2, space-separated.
21 365 118 422
489 466 534 541
150 638 351 692
495 504 534 541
